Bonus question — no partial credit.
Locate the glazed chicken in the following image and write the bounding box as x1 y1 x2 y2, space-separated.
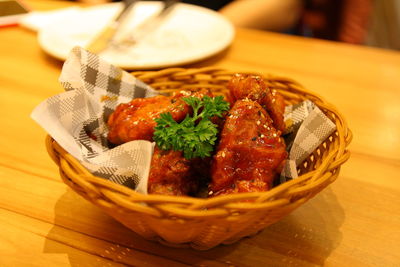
148 146 212 195
228 74 286 133
108 74 288 197
148 146 197 196
209 99 287 196
107 89 212 144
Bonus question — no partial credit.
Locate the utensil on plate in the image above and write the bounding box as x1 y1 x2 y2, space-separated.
116 0 179 48
86 0 179 54
86 0 138 54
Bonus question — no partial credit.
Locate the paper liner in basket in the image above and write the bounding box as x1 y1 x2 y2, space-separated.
31 46 336 194
31 47 160 193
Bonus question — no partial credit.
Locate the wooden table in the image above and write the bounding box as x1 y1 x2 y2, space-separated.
1 1 399 266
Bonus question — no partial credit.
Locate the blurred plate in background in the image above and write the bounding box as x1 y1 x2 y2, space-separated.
38 2 235 69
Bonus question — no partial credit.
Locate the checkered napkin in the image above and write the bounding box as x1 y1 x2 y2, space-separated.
280 101 337 182
31 46 159 193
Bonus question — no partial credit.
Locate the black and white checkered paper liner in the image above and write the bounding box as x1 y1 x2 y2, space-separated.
280 101 336 182
31 46 336 193
31 46 159 193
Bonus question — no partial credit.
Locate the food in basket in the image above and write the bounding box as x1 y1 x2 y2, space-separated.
107 88 213 144
210 99 287 196
148 94 229 196
228 73 286 132
148 147 211 196
107 74 287 197
147 147 195 195
152 94 229 159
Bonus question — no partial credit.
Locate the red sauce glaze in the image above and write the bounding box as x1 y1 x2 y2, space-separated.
107 89 212 145
148 146 199 196
227 73 286 133
210 99 287 196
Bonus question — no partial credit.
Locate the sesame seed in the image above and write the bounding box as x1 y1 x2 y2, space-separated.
221 151 226 157
181 90 190 96
256 120 261 125
260 134 265 138
273 133 277 137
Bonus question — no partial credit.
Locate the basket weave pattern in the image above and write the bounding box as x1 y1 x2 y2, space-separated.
46 67 352 250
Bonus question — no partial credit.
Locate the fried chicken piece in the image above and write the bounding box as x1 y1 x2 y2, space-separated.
148 145 212 196
107 89 212 145
209 99 287 196
228 74 286 133
148 146 200 196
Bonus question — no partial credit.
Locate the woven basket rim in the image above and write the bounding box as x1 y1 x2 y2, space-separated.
47 68 352 216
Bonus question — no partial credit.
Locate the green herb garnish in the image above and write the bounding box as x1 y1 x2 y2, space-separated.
153 96 230 159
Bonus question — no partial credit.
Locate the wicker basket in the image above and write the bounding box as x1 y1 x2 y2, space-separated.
46 67 352 250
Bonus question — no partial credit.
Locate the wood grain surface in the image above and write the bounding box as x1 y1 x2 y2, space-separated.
1 0 399 266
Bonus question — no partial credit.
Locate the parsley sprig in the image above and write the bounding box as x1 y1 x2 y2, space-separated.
153 96 230 159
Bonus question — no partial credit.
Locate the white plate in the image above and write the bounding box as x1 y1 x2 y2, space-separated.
38 2 235 69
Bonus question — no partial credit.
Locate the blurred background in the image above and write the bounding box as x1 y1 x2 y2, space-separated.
78 0 399 51
179 0 400 51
